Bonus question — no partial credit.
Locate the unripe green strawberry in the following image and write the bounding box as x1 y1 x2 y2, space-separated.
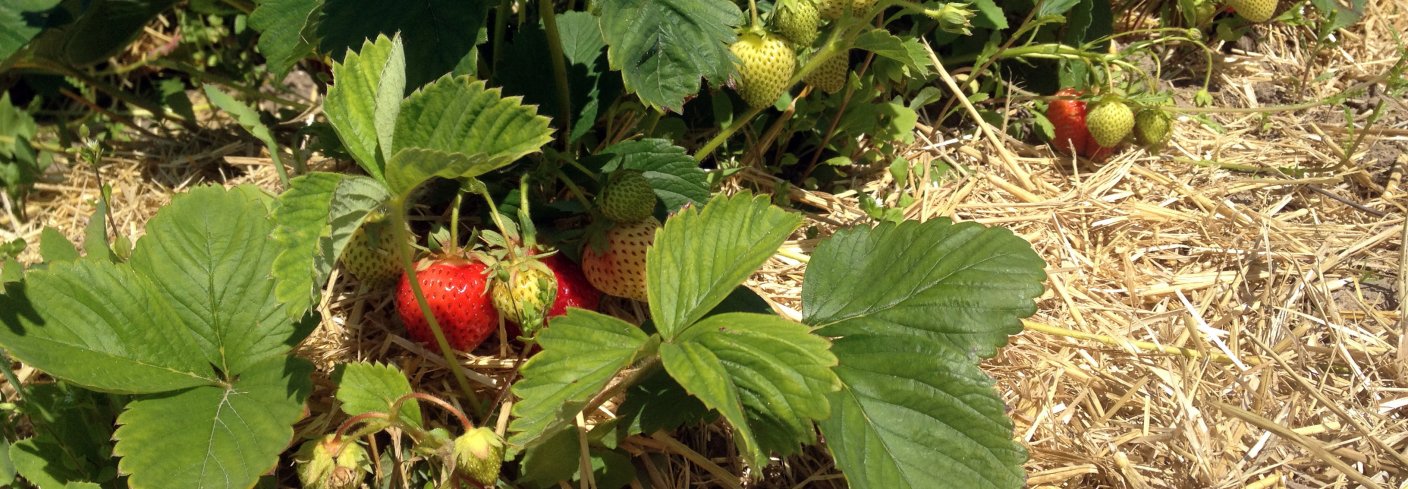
599 170 657 223
341 216 402 285
490 257 558 336
1225 0 1276 23
296 435 369 489
772 0 820 46
1085 98 1134 148
1133 108 1173 148
582 217 658 302
805 50 848 93
815 0 844 19
730 32 796 109
451 427 505 486
852 0 877 14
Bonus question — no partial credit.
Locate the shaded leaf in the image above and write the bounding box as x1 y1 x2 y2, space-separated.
0 0 60 64
599 0 742 112
600 139 709 211
317 0 488 90
248 0 322 76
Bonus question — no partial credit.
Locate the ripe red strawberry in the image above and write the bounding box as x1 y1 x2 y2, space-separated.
1046 88 1117 161
395 257 499 351
1225 0 1276 23
730 32 796 109
582 217 659 302
1086 98 1134 148
541 254 601 317
598 170 657 223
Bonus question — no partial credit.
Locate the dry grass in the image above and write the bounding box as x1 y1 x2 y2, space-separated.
2 1 1407 488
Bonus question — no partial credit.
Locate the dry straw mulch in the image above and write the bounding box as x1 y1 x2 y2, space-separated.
2 2 1408 488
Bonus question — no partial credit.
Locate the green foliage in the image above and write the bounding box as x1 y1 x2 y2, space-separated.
0 94 51 209
802 219 1046 489
9 382 123 487
598 0 742 111
0 186 316 489
19 0 176 66
597 139 709 212
250 0 487 87
335 362 423 428
0 0 60 64
270 173 389 318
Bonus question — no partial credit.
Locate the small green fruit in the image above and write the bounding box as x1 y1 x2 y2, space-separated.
1133 109 1173 149
730 33 796 109
804 51 848 94
342 216 402 285
452 427 506 486
1225 0 1277 23
296 435 369 489
1085 98 1135 148
772 0 820 46
599 170 657 223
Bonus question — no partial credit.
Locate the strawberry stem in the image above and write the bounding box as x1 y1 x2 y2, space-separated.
389 392 476 433
388 199 487 420
450 191 463 253
539 0 573 151
748 0 760 29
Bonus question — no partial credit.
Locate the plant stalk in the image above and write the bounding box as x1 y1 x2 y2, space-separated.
389 200 486 419
539 0 574 149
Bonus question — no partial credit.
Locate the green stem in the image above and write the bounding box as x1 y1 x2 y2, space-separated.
492 0 512 75
0 350 25 402
555 167 595 210
450 191 464 251
539 0 573 149
388 392 476 432
748 0 760 28
388 200 486 419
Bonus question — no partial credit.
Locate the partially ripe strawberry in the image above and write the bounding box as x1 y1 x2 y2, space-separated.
582 217 658 302
1086 98 1135 148
542 254 601 317
599 170 657 223
296 435 369 489
1046 88 1116 161
395 257 499 351
1225 0 1276 22
730 32 796 109
451 427 505 486
489 257 557 336
772 0 820 46
341 217 402 285
805 50 848 94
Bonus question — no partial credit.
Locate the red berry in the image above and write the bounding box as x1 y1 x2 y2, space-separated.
395 257 499 352
1046 88 1116 161
542 254 602 317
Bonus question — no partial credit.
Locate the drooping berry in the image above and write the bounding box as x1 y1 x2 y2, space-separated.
729 32 796 109
582 217 659 302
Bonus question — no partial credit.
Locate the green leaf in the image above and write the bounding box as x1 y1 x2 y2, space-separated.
494 12 618 143
129 185 309 376
203 85 286 181
334 362 421 428
599 0 742 112
0 439 12 486
519 427 634 489
820 335 1026 489
373 35 406 163
647 192 801 339
853 30 932 76
662 313 837 468
612 368 712 442
600 139 709 211
11 438 89 488
802 220 1045 489
24 0 177 66
509 309 651 451
386 77 552 196
38 227 78 263
316 0 488 90
9 382 121 487
325 35 398 181
113 356 312 489
803 219 1045 356
391 76 553 162
271 172 390 319
968 0 1007 29
82 196 114 261
0 260 214 393
248 0 322 76
0 0 60 63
